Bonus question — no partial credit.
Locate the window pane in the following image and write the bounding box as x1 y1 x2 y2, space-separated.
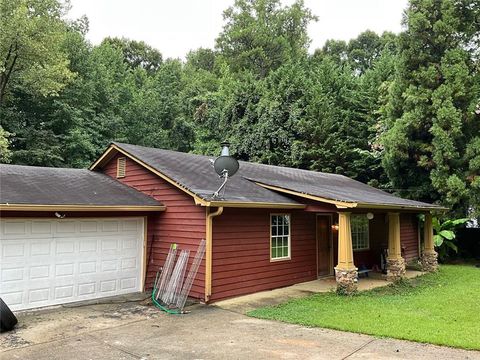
272 226 277 236
278 225 283 236
284 225 289 236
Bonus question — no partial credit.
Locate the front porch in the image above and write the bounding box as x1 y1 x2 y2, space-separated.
315 211 438 294
215 270 424 314
335 211 437 294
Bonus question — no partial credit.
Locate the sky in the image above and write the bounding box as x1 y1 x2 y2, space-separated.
68 0 409 59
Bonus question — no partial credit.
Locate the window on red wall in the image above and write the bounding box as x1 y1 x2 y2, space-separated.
270 214 291 260
351 215 369 251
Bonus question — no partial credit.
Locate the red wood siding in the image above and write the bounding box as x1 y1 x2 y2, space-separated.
400 214 420 262
101 154 206 300
210 208 317 301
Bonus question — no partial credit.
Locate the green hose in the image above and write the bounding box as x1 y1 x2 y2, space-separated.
151 270 182 314
151 290 182 314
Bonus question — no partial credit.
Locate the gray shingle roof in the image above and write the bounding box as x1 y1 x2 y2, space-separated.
110 142 442 210
111 143 300 205
0 164 163 208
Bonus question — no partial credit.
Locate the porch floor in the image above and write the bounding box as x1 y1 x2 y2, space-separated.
214 270 424 314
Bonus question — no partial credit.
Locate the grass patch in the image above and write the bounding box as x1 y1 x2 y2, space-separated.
248 265 480 350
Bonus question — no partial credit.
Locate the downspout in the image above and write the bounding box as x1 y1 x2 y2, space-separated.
205 206 223 302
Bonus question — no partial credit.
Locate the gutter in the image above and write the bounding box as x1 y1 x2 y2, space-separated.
0 204 166 212
205 206 223 302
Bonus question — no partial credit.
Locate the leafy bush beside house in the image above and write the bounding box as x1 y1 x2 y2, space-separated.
432 217 468 261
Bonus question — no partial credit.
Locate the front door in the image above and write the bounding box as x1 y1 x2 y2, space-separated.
317 216 332 276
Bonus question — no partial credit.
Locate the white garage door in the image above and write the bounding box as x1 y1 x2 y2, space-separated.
0 217 145 311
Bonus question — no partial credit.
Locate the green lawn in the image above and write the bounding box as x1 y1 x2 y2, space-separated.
248 265 480 350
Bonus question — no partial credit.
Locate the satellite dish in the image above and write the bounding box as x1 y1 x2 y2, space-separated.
213 141 239 177
212 141 239 198
214 158 239 178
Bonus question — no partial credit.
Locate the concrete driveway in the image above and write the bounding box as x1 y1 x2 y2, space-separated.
1 301 479 360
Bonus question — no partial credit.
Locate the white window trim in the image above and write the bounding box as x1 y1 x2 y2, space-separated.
351 214 370 252
270 213 291 262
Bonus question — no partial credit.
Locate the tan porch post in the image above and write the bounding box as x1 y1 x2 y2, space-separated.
421 213 438 272
335 212 358 294
386 212 406 280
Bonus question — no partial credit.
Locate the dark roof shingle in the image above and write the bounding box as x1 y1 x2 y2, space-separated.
0 164 163 208
110 142 442 210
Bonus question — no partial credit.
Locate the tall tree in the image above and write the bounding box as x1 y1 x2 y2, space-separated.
292 57 374 181
102 37 163 73
122 59 194 151
382 0 480 216
215 0 316 77
0 0 73 105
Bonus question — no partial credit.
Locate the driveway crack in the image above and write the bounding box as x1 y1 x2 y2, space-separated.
341 338 376 359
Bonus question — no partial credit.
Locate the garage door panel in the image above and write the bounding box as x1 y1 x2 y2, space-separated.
55 240 76 255
56 221 77 233
120 277 137 291
29 288 51 304
2 291 23 307
2 220 27 235
2 241 26 258
54 285 75 300
78 282 96 296
80 220 99 233
30 240 52 256
101 238 120 252
102 220 119 232
0 218 144 311
30 265 51 279
31 221 53 234
1 267 25 282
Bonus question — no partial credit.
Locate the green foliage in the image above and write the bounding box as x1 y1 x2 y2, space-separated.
102 37 163 73
216 0 317 77
432 217 468 260
381 0 480 217
249 265 480 350
0 0 73 104
1 0 478 222
0 125 11 163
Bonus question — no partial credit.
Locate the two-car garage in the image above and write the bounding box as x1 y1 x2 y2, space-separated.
0 164 165 312
0 217 146 311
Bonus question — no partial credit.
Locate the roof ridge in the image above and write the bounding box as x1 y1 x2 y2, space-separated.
113 142 215 160
114 142 346 178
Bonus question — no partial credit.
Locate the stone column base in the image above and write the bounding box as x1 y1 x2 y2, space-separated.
335 267 358 295
386 257 406 281
421 251 438 272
